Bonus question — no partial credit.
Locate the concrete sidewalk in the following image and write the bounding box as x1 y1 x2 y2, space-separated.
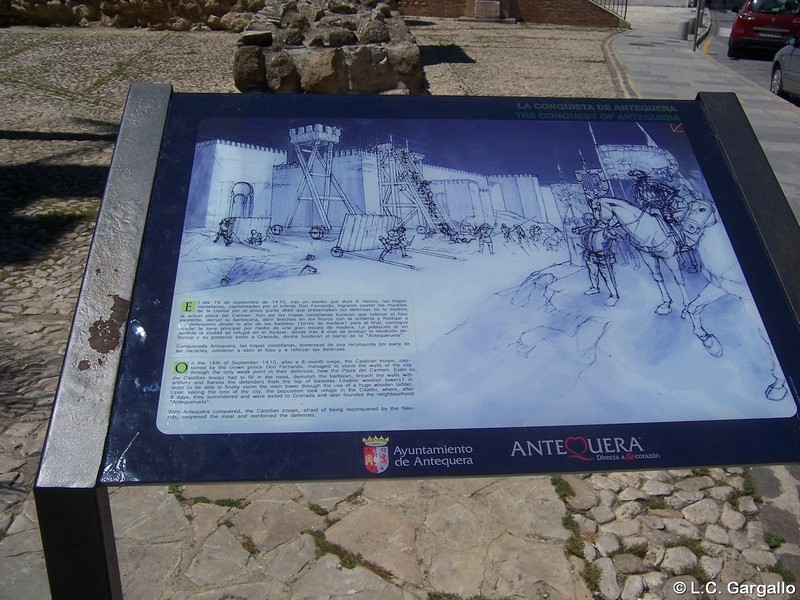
616 4 800 217
1 6 799 600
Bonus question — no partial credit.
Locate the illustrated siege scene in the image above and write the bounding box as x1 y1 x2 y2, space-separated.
170 116 796 431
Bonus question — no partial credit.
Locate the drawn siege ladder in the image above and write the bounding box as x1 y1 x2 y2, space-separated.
374 143 456 234
285 124 359 234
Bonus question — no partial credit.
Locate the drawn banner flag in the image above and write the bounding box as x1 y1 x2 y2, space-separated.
596 145 680 180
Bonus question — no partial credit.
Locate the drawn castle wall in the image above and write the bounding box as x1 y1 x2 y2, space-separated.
422 166 551 225
333 151 382 214
422 164 483 186
428 179 485 224
486 175 548 222
186 140 287 230
538 185 561 226
187 137 562 233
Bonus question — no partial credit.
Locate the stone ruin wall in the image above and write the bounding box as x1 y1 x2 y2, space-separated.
1 0 625 31
1 0 468 30
230 0 425 94
2 0 263 30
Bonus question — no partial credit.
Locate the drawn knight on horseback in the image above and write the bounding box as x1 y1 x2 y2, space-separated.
628 169 700 272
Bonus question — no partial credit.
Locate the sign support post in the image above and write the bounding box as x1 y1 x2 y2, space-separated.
34 83 172 600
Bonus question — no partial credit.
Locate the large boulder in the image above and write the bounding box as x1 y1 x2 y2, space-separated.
233 45 269 91
349 45 396 92
266 49 302 92
220 9 253 30
301 47 350 92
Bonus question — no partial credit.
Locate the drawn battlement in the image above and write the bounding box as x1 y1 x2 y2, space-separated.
335 149 373 158
428 178 481 186
487 173 539 180
423 164 487 179
198 138 287 156
289 124 341 144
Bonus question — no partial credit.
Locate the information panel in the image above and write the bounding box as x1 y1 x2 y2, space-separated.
100 94 800 483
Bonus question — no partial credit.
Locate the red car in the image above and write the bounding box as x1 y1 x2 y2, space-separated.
728 0 800 57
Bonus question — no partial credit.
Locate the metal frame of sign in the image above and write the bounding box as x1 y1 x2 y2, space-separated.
35 85 800 599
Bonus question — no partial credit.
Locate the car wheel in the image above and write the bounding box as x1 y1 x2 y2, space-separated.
771 66 787 98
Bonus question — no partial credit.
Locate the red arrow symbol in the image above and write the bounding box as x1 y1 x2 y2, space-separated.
670 123 684 133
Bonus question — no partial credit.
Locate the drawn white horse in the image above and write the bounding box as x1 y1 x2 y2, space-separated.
596 196 690 316
597 196 787 401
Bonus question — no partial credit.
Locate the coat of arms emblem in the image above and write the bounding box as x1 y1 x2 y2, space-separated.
362 436 390 474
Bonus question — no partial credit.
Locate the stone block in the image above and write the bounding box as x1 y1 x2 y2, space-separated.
593 557 621 600
301 48 350 93
720 503 746 530
621 575 644 600
473 0 499 20
681 498 720 525
184 527 250 587
349 45 398 91
660 546 697 575
229 488 324 553
233 45 268 92
563 474 599 511
487 534 585 599
613 553 648 574
266 49 302 92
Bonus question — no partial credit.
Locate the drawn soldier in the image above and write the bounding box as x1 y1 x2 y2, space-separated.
440 222 463 244
476 223 495 255
544 227 562 252
246 229 263 246
513 224 527 244
379 226 411 261
574 214 620 307
501 223 512 242
439 222 454 240
213 217 234 246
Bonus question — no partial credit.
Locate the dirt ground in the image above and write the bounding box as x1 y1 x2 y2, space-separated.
408 18 633 98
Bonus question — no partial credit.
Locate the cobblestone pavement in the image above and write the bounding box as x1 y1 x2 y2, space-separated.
1 17 799 600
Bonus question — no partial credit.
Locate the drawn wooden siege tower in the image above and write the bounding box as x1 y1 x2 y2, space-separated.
285 124 359 235
374 142 455 233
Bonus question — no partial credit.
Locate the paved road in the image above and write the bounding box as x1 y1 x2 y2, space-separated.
703 5 791 98
1 7 799 599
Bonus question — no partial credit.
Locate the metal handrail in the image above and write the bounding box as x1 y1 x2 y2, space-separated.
592 0 628 21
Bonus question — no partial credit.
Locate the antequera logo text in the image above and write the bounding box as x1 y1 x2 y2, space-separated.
511 435 660 463
362 435 475 474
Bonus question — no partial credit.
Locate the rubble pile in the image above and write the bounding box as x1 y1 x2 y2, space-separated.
232 0 425 94
1 0 248 29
